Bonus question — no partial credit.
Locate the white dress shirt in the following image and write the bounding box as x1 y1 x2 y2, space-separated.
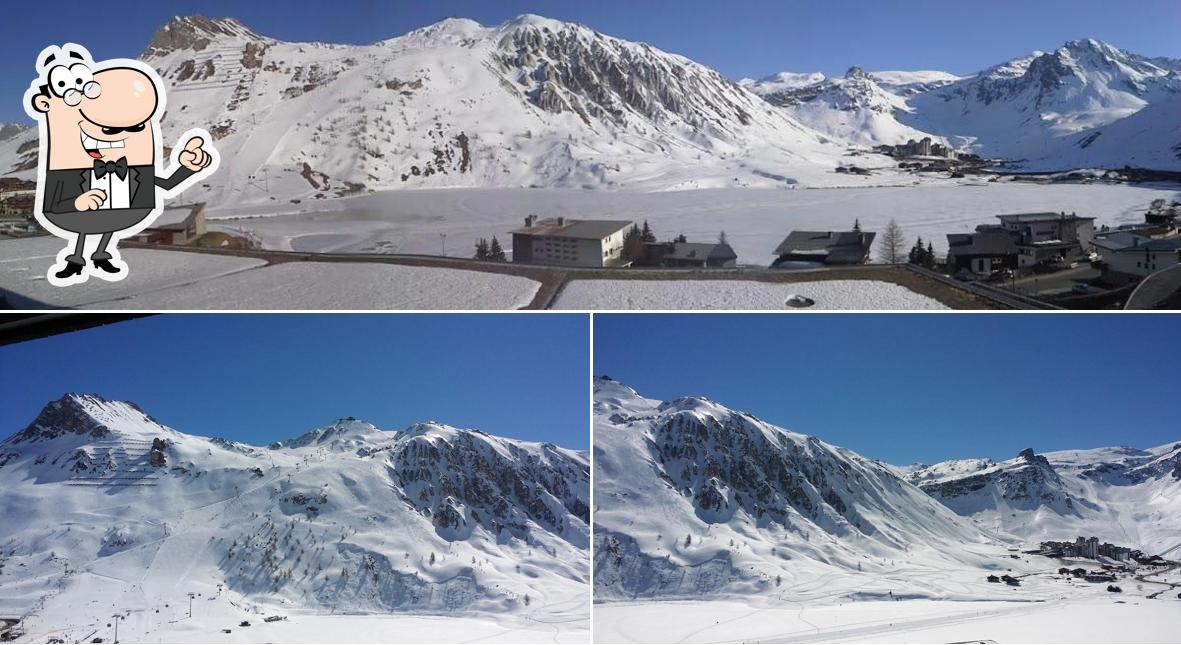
89 165 131 210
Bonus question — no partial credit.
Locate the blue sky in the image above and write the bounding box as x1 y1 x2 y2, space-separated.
0 314 589 449
3 0 1179 123
595 313 1180 465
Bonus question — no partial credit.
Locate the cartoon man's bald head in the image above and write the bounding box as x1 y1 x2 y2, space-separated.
30 47 161 170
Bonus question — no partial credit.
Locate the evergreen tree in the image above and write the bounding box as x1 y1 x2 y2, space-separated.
488 236 506 262
641 220 656 243
429 552 436 565
908 236 925 265
853 219 861 233
718 230 728 245
622 224 647 263
473 238 489 260
926 241 935 268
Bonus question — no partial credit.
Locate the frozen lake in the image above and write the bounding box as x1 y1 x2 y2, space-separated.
210 182 1180 265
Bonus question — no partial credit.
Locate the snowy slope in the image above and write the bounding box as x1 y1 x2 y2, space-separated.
0 394 588 639
748 39 1181 170
1041 90 1181 171
903 443 1181 554
742 67 946 147
903 39 1181 168
592 378 1001 602
0 14 851 208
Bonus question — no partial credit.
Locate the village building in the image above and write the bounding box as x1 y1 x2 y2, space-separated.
645 241 738 268
0 178 36 216
1039 536 1132 561
771 230 876 267
973 212 1097 269
510 215 633 267
1145 201 1180 230
945 231 1019 275
130 203 206 245
1092 231 1181 283
878 137 959 160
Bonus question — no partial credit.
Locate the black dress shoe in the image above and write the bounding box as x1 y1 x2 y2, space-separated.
55 262 85 279
92 259 121 274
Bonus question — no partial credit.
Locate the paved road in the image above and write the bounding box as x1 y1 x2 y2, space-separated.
999 266 1101 296
1127 264 1181 309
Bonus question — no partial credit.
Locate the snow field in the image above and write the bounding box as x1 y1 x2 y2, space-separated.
0 237 540 309
553 278 947 310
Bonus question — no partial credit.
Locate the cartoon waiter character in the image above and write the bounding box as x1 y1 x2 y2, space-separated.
24 44 218 285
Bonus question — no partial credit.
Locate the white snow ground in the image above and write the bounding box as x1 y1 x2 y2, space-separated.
207 182 1179 263
0 238 539 309
595 595 1181 644
553 279 946 310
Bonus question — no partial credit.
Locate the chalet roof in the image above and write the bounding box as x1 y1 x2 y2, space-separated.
665 242 738 262
773 230 875 257
510 218 633 240
996 212 1096 223
1093 232 1181 253
946 231 1019 257
143 205 200 231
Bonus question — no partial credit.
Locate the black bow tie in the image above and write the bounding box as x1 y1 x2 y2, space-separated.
93 157 129 180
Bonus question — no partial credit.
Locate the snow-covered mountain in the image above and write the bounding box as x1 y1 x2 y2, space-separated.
591 378 999 601
904 39 1181 167
0 123 30 143
0 14 851 208
901 443 1181 556
748 39 1181 169
742 66 945 147
0 394 588 637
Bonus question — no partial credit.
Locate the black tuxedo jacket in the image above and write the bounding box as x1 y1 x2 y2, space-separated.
42 164 195 213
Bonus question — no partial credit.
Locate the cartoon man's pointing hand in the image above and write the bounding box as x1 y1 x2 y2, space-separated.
25 43 219 286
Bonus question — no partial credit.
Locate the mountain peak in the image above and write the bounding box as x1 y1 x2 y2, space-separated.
273 417 383 449
504 13 578 31
845 65 869 79
1016 447 1053 468
1063 37 1113 53
400 421 459 436
145 15 264 56
5 393 161 446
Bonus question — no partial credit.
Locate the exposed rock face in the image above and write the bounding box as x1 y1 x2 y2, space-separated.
145 16 263 56
149 438 167 467
388 425 589 540
915 448 1074 510
494 17 758 130
8 394 119 444
1018 447 1052 467
0 123 29 143
644 399 879 534
593 530 737 598
753 66 891 113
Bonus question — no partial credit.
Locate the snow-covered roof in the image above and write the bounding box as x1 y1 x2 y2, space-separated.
510 218 633 240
